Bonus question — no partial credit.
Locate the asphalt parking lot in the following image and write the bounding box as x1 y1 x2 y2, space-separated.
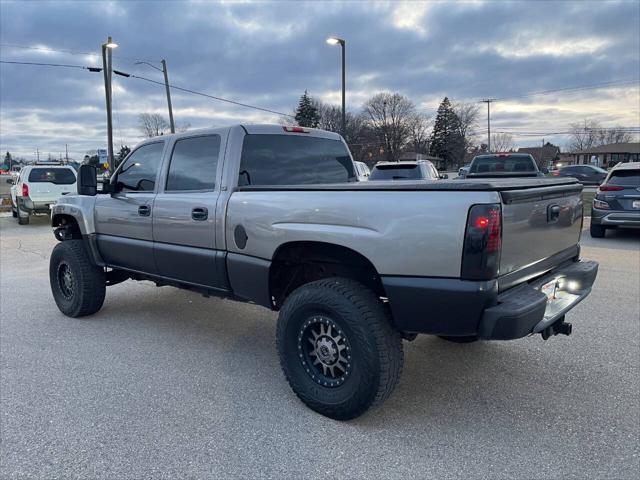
1 214 638 479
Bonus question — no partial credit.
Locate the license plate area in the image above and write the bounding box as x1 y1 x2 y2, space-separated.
541 279 558 300
540 278 580 321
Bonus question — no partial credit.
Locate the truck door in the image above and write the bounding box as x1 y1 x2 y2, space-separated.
94 141 165 274
152 133 228 290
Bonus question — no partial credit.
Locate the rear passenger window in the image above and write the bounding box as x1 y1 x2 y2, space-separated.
166 135 221 191
116 142 164 192
238 134 355 186
608 170 640 186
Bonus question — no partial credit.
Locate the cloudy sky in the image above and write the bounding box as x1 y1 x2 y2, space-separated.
1 0 639 161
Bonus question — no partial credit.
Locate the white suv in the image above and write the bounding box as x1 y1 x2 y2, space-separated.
9 164 77 225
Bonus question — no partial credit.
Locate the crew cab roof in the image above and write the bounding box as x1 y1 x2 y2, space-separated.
133 124 343 144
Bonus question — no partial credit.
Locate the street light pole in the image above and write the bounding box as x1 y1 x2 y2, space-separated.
136 59 175 133
101 36 118 175
327 36 346 138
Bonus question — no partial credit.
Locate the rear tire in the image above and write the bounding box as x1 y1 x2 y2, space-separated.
590 224 606 238
276 277 403 420
438 335 479 343
49 240 106 317
17 207 29 225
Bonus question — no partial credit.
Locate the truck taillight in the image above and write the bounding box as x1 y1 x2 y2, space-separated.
461 204 502 280
22 183 29 197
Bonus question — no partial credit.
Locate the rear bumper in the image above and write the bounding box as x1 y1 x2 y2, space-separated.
16 197 54 214
382 259 598 340
591 208 640 227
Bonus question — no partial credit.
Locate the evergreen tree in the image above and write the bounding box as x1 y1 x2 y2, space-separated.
429 97 464 169
4 151 13 169
294 90 320 128
115 145 131 168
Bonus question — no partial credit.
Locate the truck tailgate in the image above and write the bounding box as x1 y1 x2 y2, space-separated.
29 182 75 203
499 183 583 288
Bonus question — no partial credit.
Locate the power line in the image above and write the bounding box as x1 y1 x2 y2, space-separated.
0 59 294 119
0 60 90 70
490 79 639 102
0 42 158 64
129 73 294 118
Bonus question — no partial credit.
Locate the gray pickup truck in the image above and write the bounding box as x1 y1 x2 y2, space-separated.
49 124 598 420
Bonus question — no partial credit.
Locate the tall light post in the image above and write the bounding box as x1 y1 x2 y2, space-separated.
326 36 346 138
482 98 492 153
135 60 175 133
102 36 118 174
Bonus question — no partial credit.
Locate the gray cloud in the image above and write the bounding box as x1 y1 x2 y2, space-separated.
1 0 638 160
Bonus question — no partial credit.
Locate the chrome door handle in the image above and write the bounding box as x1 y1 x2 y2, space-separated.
138 205 151 216
191 207 208 221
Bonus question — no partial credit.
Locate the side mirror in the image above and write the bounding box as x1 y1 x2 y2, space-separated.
78 164 97 196
439 173 449 179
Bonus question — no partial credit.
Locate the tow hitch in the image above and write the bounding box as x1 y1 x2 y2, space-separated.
540 316 572 340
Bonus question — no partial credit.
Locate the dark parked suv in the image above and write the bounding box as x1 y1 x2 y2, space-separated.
554 164 607 185
590 162 640 238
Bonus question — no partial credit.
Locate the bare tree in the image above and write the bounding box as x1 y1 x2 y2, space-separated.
568 119 601 151
363 92 416 161
568 119 633 151
407 113 431 153
599 125 633 145
138 113 170 138
453 102 480 152
491 132 514 152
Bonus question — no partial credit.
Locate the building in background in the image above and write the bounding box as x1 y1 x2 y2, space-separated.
570 143 640 168
517 143 561 169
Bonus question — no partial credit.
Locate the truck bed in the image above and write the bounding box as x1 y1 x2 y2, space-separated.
237 177 580 192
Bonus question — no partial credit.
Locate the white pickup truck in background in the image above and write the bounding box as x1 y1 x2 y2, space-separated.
9 164 77 225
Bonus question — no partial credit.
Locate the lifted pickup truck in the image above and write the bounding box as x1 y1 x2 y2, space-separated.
49 124 598 420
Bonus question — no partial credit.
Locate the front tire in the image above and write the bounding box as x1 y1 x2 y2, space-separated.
49 240 106 317
276 278 403 420
590 224 606 238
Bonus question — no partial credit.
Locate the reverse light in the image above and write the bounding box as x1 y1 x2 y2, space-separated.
598 184 624 192
22 183 29 197
283 126 309 133
593 199 610 210
461 204 502 280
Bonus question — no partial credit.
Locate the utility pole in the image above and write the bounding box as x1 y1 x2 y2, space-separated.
36 148 39 162
162 60 175 133
482 99 492 152
135 59 175 133
65 144 69 164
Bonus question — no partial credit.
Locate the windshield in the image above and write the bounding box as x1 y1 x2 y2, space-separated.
608 169 640 186
28 168 76 184
370 164 423 180
469 155 536 174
